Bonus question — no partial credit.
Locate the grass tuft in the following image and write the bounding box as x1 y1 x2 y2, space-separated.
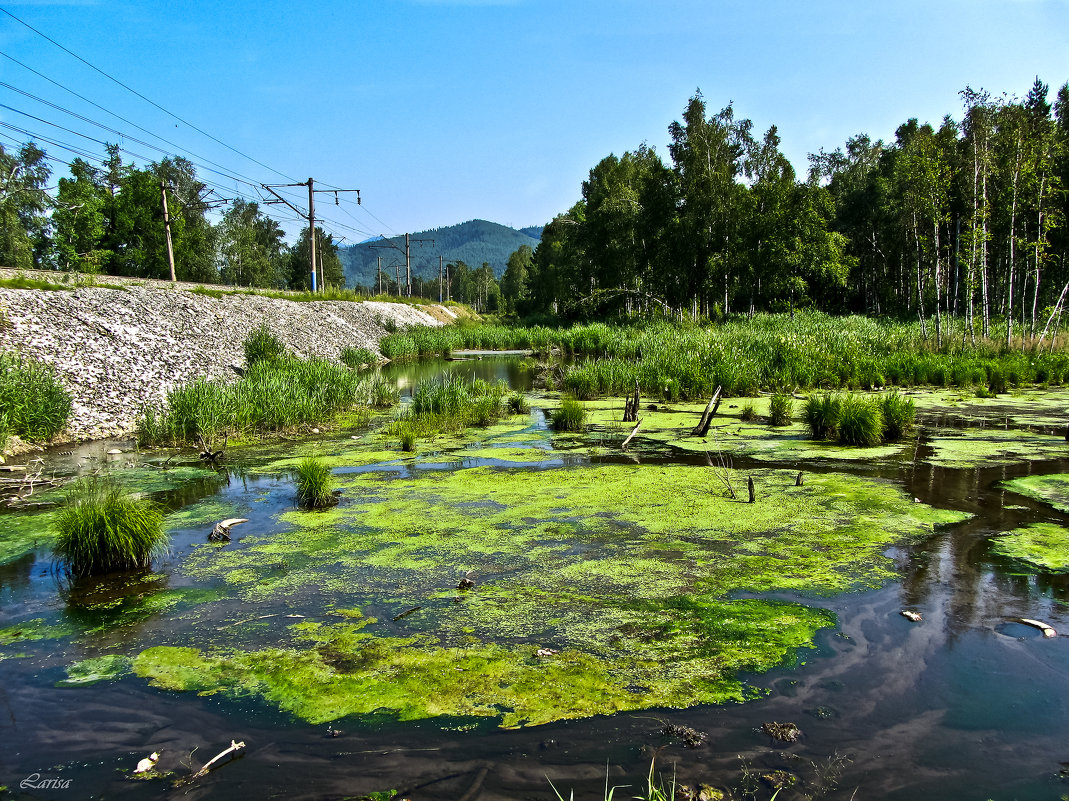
835 394 883 446
768 393 794 426
243 324 287 366
879 389 915 442
294 457 335 508
803 393 841 440
52 478 167 577
0 353 72 441
340 346 379 369
551 398 586 432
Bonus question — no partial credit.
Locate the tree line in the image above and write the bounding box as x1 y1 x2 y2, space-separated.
0 143 343 289
501 80 1069 343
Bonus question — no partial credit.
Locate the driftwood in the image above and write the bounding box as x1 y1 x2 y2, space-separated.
186 740 246 783
691 386 723 437
621 419 642 450
901 610 923 622
209 518 249 542
1018 617 1057 638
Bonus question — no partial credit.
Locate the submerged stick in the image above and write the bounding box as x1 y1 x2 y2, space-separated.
621 419 642 450
188 740 246 782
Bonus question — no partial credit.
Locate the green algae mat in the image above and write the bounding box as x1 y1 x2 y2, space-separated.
990 523 1069 572
106 457 964 729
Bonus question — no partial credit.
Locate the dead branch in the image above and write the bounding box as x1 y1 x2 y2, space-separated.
691 386 723 437
621 419 642 450
185 740 246 783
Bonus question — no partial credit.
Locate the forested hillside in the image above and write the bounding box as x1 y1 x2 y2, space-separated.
337 220 542 290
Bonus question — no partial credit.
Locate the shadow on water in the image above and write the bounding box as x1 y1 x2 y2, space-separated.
3 363 1069 800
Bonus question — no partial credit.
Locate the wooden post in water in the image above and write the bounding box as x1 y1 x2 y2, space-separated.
747 476 756 503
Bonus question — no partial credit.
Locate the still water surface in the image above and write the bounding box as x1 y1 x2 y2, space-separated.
1 356 1068 800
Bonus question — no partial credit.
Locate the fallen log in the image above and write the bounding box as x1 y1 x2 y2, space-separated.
691 386 723 437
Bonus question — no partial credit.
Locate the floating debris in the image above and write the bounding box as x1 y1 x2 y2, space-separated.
762 721 802 742
209 518 249 542
535 648 558 658
662 721 708 748
901 610 923 622
458 577 475 591
134 751 160 774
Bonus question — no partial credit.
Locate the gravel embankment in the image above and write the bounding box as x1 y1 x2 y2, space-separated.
0 282 447 442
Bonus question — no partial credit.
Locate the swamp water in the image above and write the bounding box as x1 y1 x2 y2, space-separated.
1 357 1069 800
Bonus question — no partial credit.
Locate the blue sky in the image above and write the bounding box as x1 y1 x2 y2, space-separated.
1 0 1067 243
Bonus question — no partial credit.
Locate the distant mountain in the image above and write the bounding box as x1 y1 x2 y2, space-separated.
338 219 542 289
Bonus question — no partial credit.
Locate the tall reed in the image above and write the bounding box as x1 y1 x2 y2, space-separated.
0 353 72 441
295 457 335 508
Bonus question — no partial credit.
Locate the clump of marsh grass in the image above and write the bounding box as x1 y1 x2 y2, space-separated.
768 393 794 427
835 394 883 446
551 398 586 432
53 478 167 577
739 400 757 422
0 353 73 441
879 389 916 441
507 392 531 415
804 393 841 439
340 346 378 369
137 354 374 446
243 324 287 366
294 457 335 508
381 377 507 443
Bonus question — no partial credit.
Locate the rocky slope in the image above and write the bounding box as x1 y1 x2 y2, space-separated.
0 282 446 441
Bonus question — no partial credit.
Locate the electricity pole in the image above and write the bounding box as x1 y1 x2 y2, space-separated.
439 255 444 303
160 182 176 282
262 179 360 292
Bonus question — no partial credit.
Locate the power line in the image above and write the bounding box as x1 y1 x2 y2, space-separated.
0 6 299 184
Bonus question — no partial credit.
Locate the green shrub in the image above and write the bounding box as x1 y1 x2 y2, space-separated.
0 354 72 441
768 393 794 427
880 390 916 441
53 478 167 577
340 346 378 369
295 457 335 508
836 394 883 446
551 398 586 432
804 393 841 440
243 324 287 366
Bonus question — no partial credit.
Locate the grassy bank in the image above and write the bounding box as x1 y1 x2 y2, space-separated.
137 355 390 447
385 312 1069 400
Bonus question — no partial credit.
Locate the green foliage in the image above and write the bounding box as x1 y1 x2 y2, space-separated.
137 355 375 446
835 394 884 446
340 346 379 369
551 398 587 432
739 400 757 421
243 325 287 366
0 353 73 441
52 478 167 577
507 392 531 414
804 393 841 439
768 393 794 426
294 457 334 508
879 390 915 441
382 377 507 442
0 275 72 291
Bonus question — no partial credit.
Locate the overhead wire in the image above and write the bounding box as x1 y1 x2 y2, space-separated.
0 8 412 250
0 6 300 185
